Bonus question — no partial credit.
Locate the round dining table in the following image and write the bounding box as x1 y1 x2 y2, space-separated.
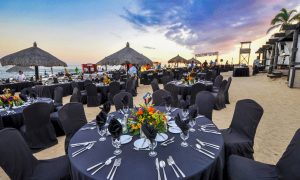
68 107 225 180
167 81 213 99
0 97 54 129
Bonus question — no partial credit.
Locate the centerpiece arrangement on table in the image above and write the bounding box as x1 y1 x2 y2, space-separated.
0 88 24 108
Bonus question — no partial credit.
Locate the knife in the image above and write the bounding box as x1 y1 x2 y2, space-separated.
190 145 215 159
155 158 161 180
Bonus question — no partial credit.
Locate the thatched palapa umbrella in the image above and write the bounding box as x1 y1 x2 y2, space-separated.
0 42 67 80
187 57 201 64
96 42 152 66
168 55 187 67
6 66 34 73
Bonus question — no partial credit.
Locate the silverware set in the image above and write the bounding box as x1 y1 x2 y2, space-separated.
196 139 220 150
70 141 97 148
198 124 221 134
80 126 97 131
87 156 121 179
160 137 175 146
107 158 122 180
190 143 215 159
155 156 185 180
72 142 95 157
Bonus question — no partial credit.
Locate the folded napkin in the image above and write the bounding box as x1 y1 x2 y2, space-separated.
180 99 189 110
108 118 123 139
19 94 27 102
163 95 172 106
175 114 190 135
100 101 111 114
189 108 198 119
141 123 157 143
96 111 107 129
121 95 129 107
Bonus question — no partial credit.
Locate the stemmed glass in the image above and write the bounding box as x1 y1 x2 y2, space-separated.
180 131 189 147
112 138 122 155
182 109 189 120
165 103 171 116
123 105 129 115
189 118 196 132
148 140 157 157
97 127 107 141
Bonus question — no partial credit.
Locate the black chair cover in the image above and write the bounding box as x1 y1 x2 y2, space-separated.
50 111 65 137
151 78 160 92
72 81 87 104
108 81 121 104
70 87 82 103
0 116 3 130
189 83 206 105
35 85 52 98
58 103 87 154
221 99 264 160
85 84 102 107
84 80 92 87
131 79 137 96
161 76 171 86
212 80 227 110
53 86 63 109
164 83 179 107
113 92 133 111
213 75 223 89
194 91 215 120
152 89 172 106
205 71 213 81
21 102 58 150
53 77 59 84
125 77 133 92
0 128 70 180
227 129 300 180
225 77 232 104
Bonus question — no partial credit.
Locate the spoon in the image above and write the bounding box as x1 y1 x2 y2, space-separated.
92 157 114 175
196 144 215 155
160 161 167 180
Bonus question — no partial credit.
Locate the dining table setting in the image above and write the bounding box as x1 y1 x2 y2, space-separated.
68 100 225 180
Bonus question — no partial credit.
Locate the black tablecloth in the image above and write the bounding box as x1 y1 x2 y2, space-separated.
233 67 249 77
95 82 125 102
43 83 73 98
168 81 213 97
0 98 54 129
0 81 41 93
68 107 225 180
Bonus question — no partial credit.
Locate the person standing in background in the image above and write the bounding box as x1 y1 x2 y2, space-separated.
16 71 26 82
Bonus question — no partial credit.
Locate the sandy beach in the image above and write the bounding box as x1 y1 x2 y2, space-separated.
1 72 300 179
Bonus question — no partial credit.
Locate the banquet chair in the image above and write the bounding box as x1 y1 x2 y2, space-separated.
21 102 58 151
124 77 133 93
213 75 223 91
58 102 87 154
71 81 87 104
108 81 121 104
113 92 133 111
0 128 70 180
70 87 82 103
188 83 206 105
211 80 227 110
151 78 160 92
224 77 232 104
205 70 213 81
0 116 3 130
53 86 63 111
35 85 52 98
84 79 92 87
85 84 102 107
131 79 138 96
164 83 180 107
152 89 172 106
227 128 300 180
221 99 264 160
53 77 59 84
194 91 215 120
161 76 172 87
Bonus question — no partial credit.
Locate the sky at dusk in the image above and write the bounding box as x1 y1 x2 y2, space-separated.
0 0 299 65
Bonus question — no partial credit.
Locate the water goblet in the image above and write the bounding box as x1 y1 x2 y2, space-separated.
165 104 171 115
123 106 129 115
182 109 189 120
148 140 157 157
180 131 189 147
97 127 107 141
189 118 196 132
112 138 122 155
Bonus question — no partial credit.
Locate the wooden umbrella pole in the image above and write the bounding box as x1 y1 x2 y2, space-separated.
35 66 39 81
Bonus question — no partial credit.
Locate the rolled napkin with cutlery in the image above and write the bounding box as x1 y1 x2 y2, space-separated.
141 123 157 143
175 114 190 135
100 101 111 114
96 111 107 130
163 95 172 106
121 95 129 107
108 118 123 140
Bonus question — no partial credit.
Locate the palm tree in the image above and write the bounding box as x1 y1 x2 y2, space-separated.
267 8 300 34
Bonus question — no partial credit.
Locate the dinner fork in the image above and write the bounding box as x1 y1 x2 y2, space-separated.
110 158 121 180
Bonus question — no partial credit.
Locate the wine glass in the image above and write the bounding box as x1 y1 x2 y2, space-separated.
189 118 196 132
112 138 122 155
182 109 189 120
97 127 107 141
165 103 171 115
180 131 189 147
148 140 157 157
123 105 129 115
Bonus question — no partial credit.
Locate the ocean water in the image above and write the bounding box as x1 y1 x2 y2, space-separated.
0 65 80 79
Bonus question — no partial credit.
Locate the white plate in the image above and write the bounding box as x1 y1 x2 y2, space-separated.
168 127 182 134
120 135 132 144
166 116 172 121
167 121 177 127
155 133 168 142
134 138 150 148
12 106 18 109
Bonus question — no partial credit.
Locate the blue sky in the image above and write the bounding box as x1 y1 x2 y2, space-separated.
0 0 299 64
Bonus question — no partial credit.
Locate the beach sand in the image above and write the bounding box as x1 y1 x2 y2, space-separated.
1 71 300 179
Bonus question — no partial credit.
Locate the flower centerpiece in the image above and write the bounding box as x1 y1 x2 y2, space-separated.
127 105 167 135
0 88 24 108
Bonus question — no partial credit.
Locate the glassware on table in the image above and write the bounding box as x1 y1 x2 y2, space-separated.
97 127 107 141
122 114 128 133
165 104 171 115
148 140 157 157
189 118 196 132
123 106 129 115
182 109 189 120
180 131 189 147
112 138 122 155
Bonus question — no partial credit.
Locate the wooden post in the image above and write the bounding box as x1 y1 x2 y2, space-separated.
290 29 299 66
268 45 275 74
35 66 39 81
274 42 279 69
